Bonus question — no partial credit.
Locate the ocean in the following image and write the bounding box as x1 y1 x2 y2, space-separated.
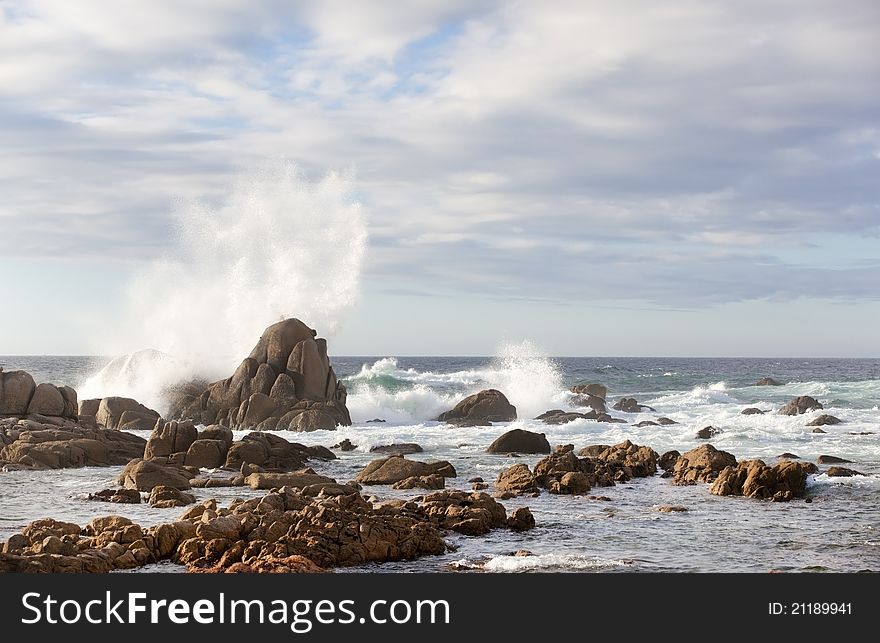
2 354 879 572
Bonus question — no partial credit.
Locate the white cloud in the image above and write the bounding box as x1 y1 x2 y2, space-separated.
0 0 877 308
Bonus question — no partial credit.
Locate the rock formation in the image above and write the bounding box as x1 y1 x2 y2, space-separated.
1 482 528 572
354 456 456 485
569 383 607 412
170 319 351 430
671 444 737 485
79 396 161 431
807 414 842 426
1 421 146 471
778 395 823 416
437 389 516 423
486 428 551 454
612 397 655 413
1 369 78 420
709 460 817 501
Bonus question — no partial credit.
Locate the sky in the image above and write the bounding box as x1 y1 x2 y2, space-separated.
0 0 878 358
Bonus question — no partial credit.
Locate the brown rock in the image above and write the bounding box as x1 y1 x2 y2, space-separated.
656 505 688 512
26 383 65 417
807 414 842 427
672 444 737 485
168 319 350 429
825 466 864 477
331 439 357 451
96 396 160 430
696 426 719 439
421 490 507 535
149 485 196 508
355 456 456 485
224 432 312 472
145 419 199 459
437 389 516 423
657 417 678 425
710 459 817 501
0 370 36 415
741 407 765 415
658 450 680 476
88 488 142 504
817 454 851 464
244 471 335 490
495 463 539 495
117 459 194 491
507 507 535 531
612 397 655 413
184 439 228 469
778 396 823 416
370 443 423 455
392 474 446 490
486 428 550 454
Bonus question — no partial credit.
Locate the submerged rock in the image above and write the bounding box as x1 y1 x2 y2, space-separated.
756 377 782 386
816 454 851 464
807 414 842 427
741 407 765 415
88 488 142 504
612 397 655 413
331 438 357 451
370 443 423 455
438 389 516 423
696 426 719 439
825 466 864 477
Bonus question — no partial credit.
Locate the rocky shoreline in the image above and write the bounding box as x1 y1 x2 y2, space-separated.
0 319 861 573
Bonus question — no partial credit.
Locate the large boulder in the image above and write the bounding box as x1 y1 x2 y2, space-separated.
244 471 335 490
486 429 551 454
223 432 313 472
437 389 516 423
117 459 194 491
26 383 65 417
0 423 147 470
168 319 351 430
94 397 160 430
0 370 36 415
149 485 196 508
184 439 228 469
355 456 456 485
144 420 199 459
672 444 737 485
710 460 817 501
778 396 823 416
495 463 539 495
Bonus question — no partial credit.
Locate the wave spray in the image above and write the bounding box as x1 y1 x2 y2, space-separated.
79 161 367 412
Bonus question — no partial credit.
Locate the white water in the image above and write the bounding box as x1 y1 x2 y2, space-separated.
344 342 565 424
79 161 367 411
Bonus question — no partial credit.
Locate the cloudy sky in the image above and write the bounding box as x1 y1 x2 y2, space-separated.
1 0 878 357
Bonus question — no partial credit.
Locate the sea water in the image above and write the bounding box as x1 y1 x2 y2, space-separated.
1 354 878 572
